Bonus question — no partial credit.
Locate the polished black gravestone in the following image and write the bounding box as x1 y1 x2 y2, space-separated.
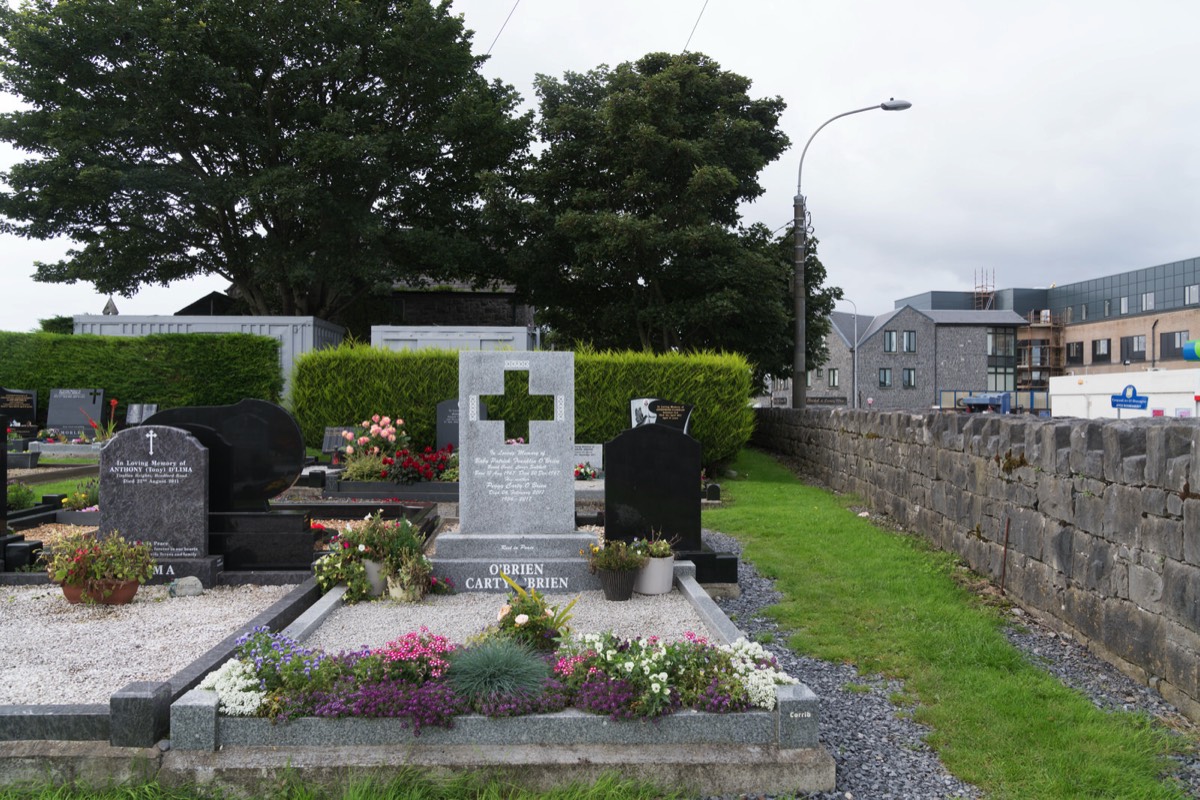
630 397 694 434
0 389 37 427
144 399 313 571
99 425 222 585
436 397 486 451
47 388 105 437
604 424 736 583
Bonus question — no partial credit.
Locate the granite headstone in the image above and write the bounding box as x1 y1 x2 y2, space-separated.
99 425 218 582
604 423 702 551
0 388 37 426
47 387 104 437
144 399 304 512
630 397 694 434
125 404 158 425
573 443 604 471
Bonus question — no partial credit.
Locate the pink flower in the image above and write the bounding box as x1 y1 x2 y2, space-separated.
371 414 381 423
358 436 369 446
387 434 396 443
381 416 391 425
514 614 529 626
345 445 355 455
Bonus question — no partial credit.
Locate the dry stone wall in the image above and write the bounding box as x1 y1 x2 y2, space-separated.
753 408 1200 719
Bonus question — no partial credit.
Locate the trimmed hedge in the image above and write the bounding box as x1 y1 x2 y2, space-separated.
0 332 282 424
291 345 755 466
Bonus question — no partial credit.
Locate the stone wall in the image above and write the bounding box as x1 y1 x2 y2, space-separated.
753 408 1200 719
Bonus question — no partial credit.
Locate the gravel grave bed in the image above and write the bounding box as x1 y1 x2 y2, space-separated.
0 583 296 706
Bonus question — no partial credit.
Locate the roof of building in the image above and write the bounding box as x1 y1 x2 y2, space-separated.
858 306 1028 341
829 310 875 347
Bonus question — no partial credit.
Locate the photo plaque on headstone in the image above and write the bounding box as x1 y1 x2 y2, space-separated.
0 388 37 426
47 388 105 437
630 397 694 434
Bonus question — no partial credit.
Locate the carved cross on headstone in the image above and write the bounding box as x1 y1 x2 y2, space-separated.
89 388 103 403
145 429 157 455
481 369 555 442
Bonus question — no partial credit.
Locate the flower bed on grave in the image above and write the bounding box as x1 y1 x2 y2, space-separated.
188 624 809 749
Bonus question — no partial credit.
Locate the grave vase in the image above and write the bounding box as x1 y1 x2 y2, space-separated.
362 559 387 597
598 568 637 601
634 555 674 595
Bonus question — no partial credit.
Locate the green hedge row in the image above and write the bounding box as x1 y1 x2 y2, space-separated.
291 345 755 466
0 332 282 424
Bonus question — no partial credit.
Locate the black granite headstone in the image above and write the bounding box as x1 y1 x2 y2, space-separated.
144 399 304 512
436 397 486 451
47 388 105 437
603 424 701 551
630 397 694 434
99 425 219 583
321 426 354 454
0 389 37 426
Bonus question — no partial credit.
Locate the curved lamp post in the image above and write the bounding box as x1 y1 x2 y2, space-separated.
792 98 911 410
841 298 859 409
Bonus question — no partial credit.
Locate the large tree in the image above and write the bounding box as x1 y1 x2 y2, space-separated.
502 51 842 384
0 0 530 319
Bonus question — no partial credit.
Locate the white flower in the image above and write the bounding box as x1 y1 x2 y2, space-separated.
624 662 634 672
514 614 529 626
358 544 367 552
651 682 661 694
199 659 266 717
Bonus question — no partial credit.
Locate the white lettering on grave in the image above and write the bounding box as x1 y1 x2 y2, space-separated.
487 562 546 576
464 573 568 591
109 457 193 487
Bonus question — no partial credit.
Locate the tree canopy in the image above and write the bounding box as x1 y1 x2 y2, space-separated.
497 51 839 384
0 0 531 319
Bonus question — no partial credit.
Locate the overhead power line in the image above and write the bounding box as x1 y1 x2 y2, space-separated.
682 0 710 53
486 0 522 56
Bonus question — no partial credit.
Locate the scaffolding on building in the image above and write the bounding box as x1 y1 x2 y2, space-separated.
974 270 995 310
1016 309 1065 390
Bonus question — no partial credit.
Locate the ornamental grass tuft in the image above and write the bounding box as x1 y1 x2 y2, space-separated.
448 637 551 710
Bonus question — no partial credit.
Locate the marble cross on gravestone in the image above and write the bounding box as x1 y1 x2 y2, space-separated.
458 351 575 535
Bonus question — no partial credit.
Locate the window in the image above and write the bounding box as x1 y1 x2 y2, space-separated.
1120 335 1146 362
902 330 916 352
986 327 1016 392
1187 284 1200 305
1066 341 1084 364
879 368 892 388
902 368 916 388
827 368 840 388
1080 303 1088 321
883 330 897 353
1120 296 1129 315
806 370 813 387
1092 338 1111 363
1142 292 1155 311
1104 299 1112 317
1162 330 1190 360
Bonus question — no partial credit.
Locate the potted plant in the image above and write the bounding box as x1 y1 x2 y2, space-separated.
313 509 431 603
632 533 676 595
493 571 577 651
58 478 100 524
42 529 156 605
582 538 648 601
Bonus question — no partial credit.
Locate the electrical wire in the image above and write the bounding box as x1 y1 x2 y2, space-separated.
486 0 522 56
682 0 710 53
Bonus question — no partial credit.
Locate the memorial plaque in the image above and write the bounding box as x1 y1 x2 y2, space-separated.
574 443 604 470
630 397 694 434
47 388 104 436
145 399 304 512
437 397 487 452
100 426 209 562
459 352 575 535
604 424 702 551
0 388 37 426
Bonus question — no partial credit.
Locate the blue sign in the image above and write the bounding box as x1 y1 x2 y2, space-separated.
1111 385 1149 410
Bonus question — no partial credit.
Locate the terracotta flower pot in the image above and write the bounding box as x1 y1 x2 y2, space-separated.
60 580 140 605
598 568 638 601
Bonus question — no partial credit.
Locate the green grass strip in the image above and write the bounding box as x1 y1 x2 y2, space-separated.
703 448 1193 800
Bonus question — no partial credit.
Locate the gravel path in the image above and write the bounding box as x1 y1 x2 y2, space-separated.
703 529 1200 799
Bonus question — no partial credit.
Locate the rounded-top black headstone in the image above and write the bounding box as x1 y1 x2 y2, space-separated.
145 399 304 512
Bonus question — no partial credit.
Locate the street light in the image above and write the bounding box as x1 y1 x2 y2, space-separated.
840 298 859 409
792 98 911 410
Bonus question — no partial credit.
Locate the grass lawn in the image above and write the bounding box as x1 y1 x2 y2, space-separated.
703 448 1194 800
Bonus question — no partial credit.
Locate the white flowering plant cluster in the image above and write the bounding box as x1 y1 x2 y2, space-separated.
199 658 267 717
554 631 798 718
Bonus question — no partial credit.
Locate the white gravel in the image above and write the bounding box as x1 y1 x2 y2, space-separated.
303 589 715 652
0 583 296 705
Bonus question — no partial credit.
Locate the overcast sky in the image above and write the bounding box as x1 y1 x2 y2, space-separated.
2 0 1198 332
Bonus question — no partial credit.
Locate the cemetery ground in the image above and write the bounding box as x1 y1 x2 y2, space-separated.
4 449 1199 798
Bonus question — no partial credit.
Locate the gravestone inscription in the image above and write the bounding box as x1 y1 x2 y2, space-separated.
0 388 37 426
604 423 702 551
100 425 216 582
47 388 104 437
630 397 694 434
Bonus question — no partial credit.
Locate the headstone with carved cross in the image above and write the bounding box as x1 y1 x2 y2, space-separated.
434 351 599 592
47 387 105 438
99 425 224 586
